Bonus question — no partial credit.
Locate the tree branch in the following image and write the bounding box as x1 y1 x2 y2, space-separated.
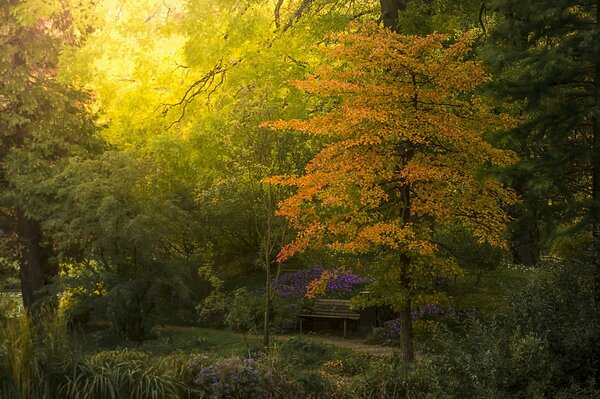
160 58 241 129
274 0 285 28
282 0 313 33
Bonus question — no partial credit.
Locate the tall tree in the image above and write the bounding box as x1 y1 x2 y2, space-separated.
174 0 378 346
485 0 600 259
380 0 403 31
45 152 199 340
0 0 97 310
264 24 515 361
380 0 486 35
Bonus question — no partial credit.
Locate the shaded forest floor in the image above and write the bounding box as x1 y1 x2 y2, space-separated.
151 325 395 357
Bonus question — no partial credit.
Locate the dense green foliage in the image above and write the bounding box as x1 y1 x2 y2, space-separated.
0 0 599 396
0 0 99 310
484 0 600 263
0 258 597 398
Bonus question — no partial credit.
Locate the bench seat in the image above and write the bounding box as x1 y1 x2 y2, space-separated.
297 299 359 337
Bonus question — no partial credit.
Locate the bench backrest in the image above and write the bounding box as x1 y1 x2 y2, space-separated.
310 299 359 319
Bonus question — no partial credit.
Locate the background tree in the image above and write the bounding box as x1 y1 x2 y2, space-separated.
61 0 379 343
265 24 515 361
0 0 98 311
43 152 202 340
484 0 600 262
381 0 486 35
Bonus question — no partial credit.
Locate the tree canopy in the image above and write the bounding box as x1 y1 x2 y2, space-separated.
264 23 516 360
1 0 593 361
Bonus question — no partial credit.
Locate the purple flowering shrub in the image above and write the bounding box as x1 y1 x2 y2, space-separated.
191 355 280 399
366 304 478 346
275 266 369 299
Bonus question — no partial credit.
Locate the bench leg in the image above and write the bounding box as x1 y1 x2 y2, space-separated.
299 318 303 334
343 319 347 338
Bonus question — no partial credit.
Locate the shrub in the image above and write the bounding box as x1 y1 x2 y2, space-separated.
273 336 374 397
352 257 600 398
345 359 434 399
198 288 264 333
189 353 304 399
275 266 368 299
505 257 600 391
224 288 264 333
364 303 467 346
277 336 334 368
191 356 268 398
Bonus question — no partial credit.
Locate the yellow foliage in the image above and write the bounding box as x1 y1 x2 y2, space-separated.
265 23 516 288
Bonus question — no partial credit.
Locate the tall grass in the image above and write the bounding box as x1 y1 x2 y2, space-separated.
60 350 189 399
0 310 194 398
0 309 73 398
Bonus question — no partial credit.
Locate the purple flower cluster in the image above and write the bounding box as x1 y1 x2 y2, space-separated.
326 270 370 293
375 305 478 343
275 266 369 298
275 266 323 298
379 304 443 339
411 304 443 321
193 356 267 398
379 318 402 341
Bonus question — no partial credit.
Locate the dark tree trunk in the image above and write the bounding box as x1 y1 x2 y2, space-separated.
393 75 419 363
592 1 600 307
398 161 415 362
593 1 600 252
17 210 45 312
511 218 541 266
380 0 404 32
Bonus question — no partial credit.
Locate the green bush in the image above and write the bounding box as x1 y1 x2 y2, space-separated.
345 358 434 399
224 288 264 333
198 288 264 333
274 336 369 398
505 257 600 391
277 336 334 368
346 257 600 399
0 310 196 398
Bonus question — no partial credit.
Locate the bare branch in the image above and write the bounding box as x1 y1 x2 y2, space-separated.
161 58 241 129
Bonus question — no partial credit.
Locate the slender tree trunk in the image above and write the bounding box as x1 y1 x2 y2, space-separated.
263 260 271 347
262 186 274 348
17 210 45 312
394 75 420 363
398 184 415 362
399 255 414 362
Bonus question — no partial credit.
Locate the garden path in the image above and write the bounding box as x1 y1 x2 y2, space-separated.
268 333 395 357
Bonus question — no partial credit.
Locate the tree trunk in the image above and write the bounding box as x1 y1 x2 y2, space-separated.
398 160 415 361
592 0 600 307
593 0 600 252
511 218 540 266
263 262 271 347
394 75 418 363
17 210 45 312
399 256 414 362
380 0 404 32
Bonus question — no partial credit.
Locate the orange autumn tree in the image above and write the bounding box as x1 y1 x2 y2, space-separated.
263 23 516 362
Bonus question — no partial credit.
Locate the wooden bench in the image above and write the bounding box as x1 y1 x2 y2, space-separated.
297 299 360 338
